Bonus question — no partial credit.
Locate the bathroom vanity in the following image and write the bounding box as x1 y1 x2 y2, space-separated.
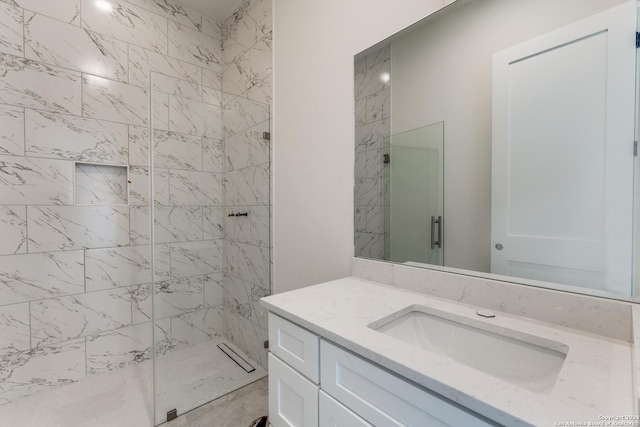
261 277 635 426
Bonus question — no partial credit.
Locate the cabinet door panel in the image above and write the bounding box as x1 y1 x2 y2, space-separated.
269 313 320 383
319 391 372 427
269 353 319 427
320 340 495 427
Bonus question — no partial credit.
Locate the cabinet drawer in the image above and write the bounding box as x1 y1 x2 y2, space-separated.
269 313 320 383
319 391 372 427
320 340 495 427
269 354 319 427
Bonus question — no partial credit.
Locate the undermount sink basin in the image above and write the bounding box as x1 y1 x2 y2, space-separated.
368 305 568 393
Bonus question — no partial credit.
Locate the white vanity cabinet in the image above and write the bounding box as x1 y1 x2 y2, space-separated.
267 313 496 427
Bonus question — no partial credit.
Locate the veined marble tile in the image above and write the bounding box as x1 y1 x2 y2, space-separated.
203 207 223 240
202 17 221 39
75 163 128 205
27 205 130 251
170 240 223 278
354 56 367 75
169 95 221 139
225 120 269 171
354 232 384 259
203 137 224 173
225 274 268 330
224 207 250 244
354 59 390 100
0 53 81 115
153 316 173 355
366 88 390 123
25 109 128 164
25 12 128 83
0 303 30 356
366 44 391 68
81 0 168 54
83 75 149 126
201 69 221 90
152 91 169 131
355 206 367 233
128 166 169 205
169 170 222 206
204 272 224 307
129 125 149 167
354 177 383 206
224 313 267 370
154 276 204 319
129 46 200 88
131 205 203 244
365 205 385 234
222 95 269 137
0 338 85 405
245 0 272 44
355 149 384 180
171 308 222 349
123 0 201 31
0 2 22 57
226 241 269 288
223 274 252 322
0 105 24 156
31 287 132 346
355 97 366 126
168 21 221 71
248 205 269 247
355 118 390 153
152 73 201 101
222 39 271 98
85 244 168 292
130 283 151 324
0 251 84 306
152 130 202 171
221 0 258 65
86 322 151 376
244 73 272 105
10 0 80 25
203 87 222 106
0 206 26 255
0 155 73 205
225 163 269 206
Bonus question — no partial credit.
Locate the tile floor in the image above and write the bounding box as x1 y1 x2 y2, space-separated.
166 377 268 427
0 338 267 427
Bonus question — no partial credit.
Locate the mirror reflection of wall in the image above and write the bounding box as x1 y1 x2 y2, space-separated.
354 45 391 259
353 0 638 299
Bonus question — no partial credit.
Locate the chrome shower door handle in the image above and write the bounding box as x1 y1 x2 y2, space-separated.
431 215 442 249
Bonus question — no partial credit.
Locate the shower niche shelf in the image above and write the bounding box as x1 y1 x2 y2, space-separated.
74 162 129 205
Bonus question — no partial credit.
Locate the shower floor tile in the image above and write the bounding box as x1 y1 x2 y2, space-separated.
0 338 266 427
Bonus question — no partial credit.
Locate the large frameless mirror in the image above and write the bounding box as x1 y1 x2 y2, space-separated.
354 0 639 300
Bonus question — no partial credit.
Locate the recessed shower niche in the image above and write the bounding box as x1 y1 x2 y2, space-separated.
74 162 129 205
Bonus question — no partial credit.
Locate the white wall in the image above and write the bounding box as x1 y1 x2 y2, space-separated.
391 0 626 272
272 0 454 293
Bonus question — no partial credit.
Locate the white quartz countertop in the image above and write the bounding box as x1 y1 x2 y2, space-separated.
260 277 635 427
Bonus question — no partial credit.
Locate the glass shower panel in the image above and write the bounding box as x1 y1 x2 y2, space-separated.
150 72 269 425
386 122 444 265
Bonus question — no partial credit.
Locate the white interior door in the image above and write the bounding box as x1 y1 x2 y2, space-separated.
491 1 636 295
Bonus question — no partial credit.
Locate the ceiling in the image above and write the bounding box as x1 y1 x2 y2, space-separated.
173 0 242 22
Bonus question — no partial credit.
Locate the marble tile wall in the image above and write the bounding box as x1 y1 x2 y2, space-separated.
150 72 225 359
354 45 391 260
221 0 272 371
0 0 229 405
